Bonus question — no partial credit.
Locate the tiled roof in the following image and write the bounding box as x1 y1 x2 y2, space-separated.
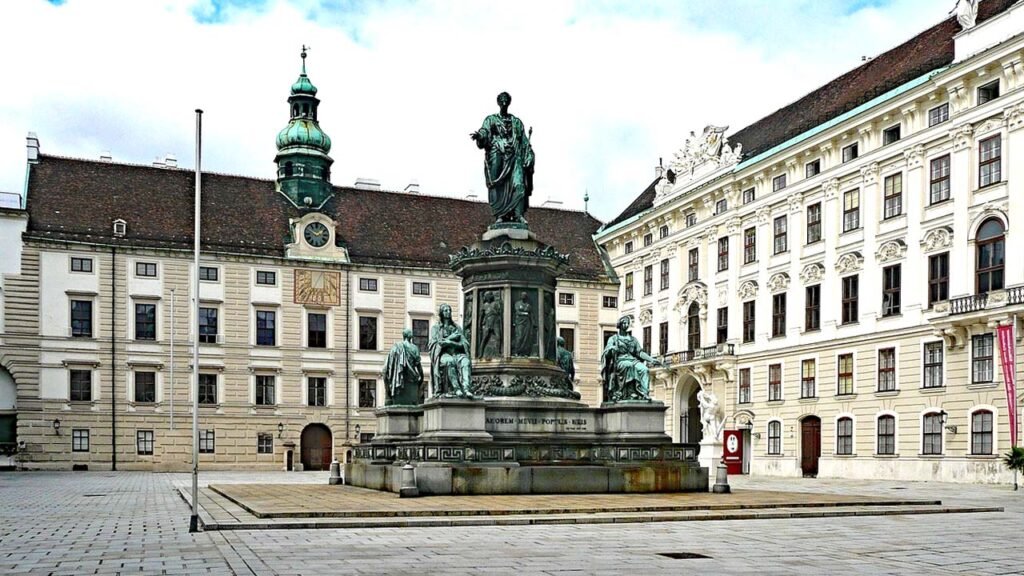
606 0 1019 230
25 155 611 281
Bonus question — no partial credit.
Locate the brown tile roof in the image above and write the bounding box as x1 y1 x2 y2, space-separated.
606 0 1019 230
25 155 611 281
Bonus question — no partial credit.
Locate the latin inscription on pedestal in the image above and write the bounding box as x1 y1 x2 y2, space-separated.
485 409 594 435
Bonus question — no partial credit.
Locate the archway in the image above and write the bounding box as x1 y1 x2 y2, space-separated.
673 374 703 444
300 423 333 471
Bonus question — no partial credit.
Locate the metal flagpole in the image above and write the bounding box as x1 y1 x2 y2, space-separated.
189 109 203 533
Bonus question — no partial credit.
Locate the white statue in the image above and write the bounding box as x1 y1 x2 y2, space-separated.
952 0 978 30
697 387 724 441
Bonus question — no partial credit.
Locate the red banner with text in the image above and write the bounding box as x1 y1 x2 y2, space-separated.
997 324 1017 447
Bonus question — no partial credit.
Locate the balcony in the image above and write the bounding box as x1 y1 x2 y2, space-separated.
662 343 736 366
944 283 1024 316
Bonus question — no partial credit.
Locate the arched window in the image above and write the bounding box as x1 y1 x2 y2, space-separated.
976 218 1005 293
836 417 853 455
877 415 895 455
971 410 993 455
687 302 700 351
767 421 781 455
292 105 299 117
284 162 293 178
922 412 943 455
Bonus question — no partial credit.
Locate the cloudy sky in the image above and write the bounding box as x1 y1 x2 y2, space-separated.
0 0 957 221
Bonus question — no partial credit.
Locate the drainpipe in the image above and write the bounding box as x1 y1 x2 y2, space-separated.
344 268 350 451
110 246 117 471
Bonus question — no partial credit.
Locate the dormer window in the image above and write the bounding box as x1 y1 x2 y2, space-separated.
977 80 1000 105
882 125 901 146
113 219 127 237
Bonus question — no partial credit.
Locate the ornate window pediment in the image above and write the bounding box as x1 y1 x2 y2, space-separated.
767 273 790 294
921 226 953 253
835 251 864 275
875 239 906 263
737 280 758 300
799 262 825 285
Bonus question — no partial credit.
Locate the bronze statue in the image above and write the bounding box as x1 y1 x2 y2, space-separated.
601 315 664 402
471 92 535 225
478 290 503 358
383 328 423 406
511 291 534 356
428 303 474 398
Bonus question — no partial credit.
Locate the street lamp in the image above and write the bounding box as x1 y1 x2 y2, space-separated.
52 418 61 435
940 409 958 434
277 422 284 439
354 424 361 441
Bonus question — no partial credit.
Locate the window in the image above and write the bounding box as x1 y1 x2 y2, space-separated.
928 103 949 127
307 312 327 348
558 292 575 306
742 187 755 204
841 275 858 325
768 364 782 401
716 307 728 345
877 416 896 455
603 295 618 309
685 212 697 227
929 155 951 204
771 293 786 338
772 174 787 192
412 319 429 351
972 334 994 383
624 273 634 301
359 316 378 350
643 233 653 247
805 159 821 178
134 303 156 340
359 432 376 444
199 430 215 454
877 348 896 392
255 270 276 285
977 80 1000 104
742 301 755 343
359 379 376 408
642 326 652 355
801 359 816 398
135 262 157 277
717 237 729 272
743 227 756 264
738 368 751 404
687 249 698 282
882 124 901 146
924 342 944 389
836 417 853 455
643 265 653 296
768 421 782 455
806 203 822 244
70 369 91 402
198 373 217 405
971 410 994 455
307 377 327 407
624 241 634 255
560 327 576 354
255 375 275 405
199 266 218 282
686 303 700 351
134 372 156 403
70 257 93 273
658 322 668 355
659 225 669 239
257 433 273 454
256 310 276 346
72 429 89 452
198 307 218 344
359 277 378 292
715 199 728 215
660 259 670 290
842 190 860 232
979 136 1002 188
136 430 154 456
976 218 1005 293
773 216 787 254
805 285 821 332
922 413 943 455
882 264 901 317
883 173 902 219
837 354 854 395
412 281 430 296
928 253 949 306
70 300 93 338
842 143 859 163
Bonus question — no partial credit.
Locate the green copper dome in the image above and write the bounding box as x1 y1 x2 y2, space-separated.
291 73 318 96
276 119 332 153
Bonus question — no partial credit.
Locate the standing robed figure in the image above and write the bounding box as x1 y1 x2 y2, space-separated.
471 92 535 224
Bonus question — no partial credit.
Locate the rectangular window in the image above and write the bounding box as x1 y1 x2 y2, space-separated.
738 368 751 404
359 277 378 292
772 293 786 338
842 143 859 163
359 316 378 350
642 326 652 355
877 348 896 392
624 273 634 301
69 369 92 402
134 371 156 403
837 418 854 455
772 174 787 192
806 203 822 244
923 413 943 455
742 301 755 343
70 257 93 273
558 292 575 306
841 275 859 325
134 303 156 341
358 379 376 408
742 187 755 204
971 411 993 455
198 307 218 344
768 364 782 401
70 299 93 338
972 334 994 383
307 377 327 407
842 190 860 232
255 270 276 285
643 233 653 247
883 173 902 219
882 124 901 146
72 429 90 452
805 285 821 332
255 374 275 405
768 421 781 455
882 264 901 317
685 212 697 227
687 249 698 282
773 216 787 254
977 80 1000 104
256 310 276 346
717 237 729 272
928 103 949 127
923 342 944 389
624 241 634 254
135 262 157 277
659 225 669 239
658 322 668 356
643 265 653 296
877 416 895 455
559 327 576 354
198 373 217 405
928 253 949 306
136 430 154 456
307 312 327 348
801 359 816 398
412 281 430 296
837 353 854 395
716 307 728 345
743 227 756 264
805 159 821 178
257 433 273 454
979 135 1002 188
411 318 429 351
715 199 728 215
199 430 215 454
929 155 951 204
658 259 670 290
199 266 218 282
603 295 618 309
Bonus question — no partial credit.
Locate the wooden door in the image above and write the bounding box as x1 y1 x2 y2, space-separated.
300 424 333 471
801 417 821 477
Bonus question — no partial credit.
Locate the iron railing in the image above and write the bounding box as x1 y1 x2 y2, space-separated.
948 284 1024 315
661 343 736 366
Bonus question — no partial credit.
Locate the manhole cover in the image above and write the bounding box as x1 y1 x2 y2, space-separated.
658 552 711 560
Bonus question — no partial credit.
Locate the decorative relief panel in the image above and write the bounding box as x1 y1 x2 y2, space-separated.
767 273 790 294
875 240 906 263
904 144 925 169
921 226 953 253
859 162 880 185
674 282 708 321
638 308 653 326
1005 103 1024 132
799 262 825 284
824 178 840 200
737 280 758 300
835 252 864 275
951 123 974 151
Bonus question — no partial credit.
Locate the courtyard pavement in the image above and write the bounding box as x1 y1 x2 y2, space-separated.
0 470 1020 575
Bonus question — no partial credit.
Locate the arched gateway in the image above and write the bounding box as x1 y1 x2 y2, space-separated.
300 423 333 471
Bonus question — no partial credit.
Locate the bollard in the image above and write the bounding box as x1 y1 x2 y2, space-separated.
328 458 342 485
399 463 419 498
712 460 731 494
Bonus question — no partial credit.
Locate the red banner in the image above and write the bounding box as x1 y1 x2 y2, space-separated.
997 324 1017 447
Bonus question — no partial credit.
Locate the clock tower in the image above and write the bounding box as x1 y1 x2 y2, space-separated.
275 47 334 210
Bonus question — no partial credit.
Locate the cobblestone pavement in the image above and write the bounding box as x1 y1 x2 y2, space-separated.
1 471 1021 575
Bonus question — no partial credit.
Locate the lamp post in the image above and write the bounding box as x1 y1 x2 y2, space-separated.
277 422 284 439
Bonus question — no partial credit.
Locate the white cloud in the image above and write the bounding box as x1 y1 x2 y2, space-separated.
0 0 948 221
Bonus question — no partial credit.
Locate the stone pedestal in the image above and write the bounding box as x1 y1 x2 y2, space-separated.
598 401 672 442
373 405 422 442
699 437 723 472
420 398 492 442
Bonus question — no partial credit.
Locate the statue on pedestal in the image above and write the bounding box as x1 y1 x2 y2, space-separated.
383 328 423 406
601 315 665 402
697 387 724 441
478 290 503 359
511 291 534 356
470 92 535 225
428 303 474 398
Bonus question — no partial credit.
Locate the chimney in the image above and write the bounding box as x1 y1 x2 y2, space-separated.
152 157 165 168
99 151 112 162
404 180 420 194
164 154 177 168
655 156 664 178
353 177 381 191
540 198 564 209
26 132 40 163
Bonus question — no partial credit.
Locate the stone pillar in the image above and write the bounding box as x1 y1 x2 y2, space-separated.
948 123 975 298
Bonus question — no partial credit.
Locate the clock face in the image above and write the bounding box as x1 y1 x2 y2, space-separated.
303 222 330 248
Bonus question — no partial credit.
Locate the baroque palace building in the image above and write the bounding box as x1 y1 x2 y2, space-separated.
596 0 1024 483
0 53 618 471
